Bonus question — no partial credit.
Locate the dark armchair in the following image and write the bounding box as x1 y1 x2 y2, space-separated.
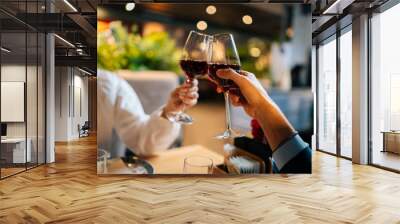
78 121 90 138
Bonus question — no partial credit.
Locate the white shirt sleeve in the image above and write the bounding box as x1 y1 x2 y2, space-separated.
110 73 181 156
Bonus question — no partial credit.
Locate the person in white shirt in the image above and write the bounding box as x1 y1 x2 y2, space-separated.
97 70 198 158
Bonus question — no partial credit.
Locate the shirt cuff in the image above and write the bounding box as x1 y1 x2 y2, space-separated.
150 107 180 130
272 134 309 170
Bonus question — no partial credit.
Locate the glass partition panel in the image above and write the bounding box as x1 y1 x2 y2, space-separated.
38 32 45 165
1 30 27 177
26 0 39 169
0 0 46 179
27 30 38 169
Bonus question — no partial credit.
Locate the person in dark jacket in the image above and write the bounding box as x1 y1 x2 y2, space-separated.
216 69 312 174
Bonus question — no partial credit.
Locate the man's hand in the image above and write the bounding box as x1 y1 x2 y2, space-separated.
215 69 270 117
163 79 199 116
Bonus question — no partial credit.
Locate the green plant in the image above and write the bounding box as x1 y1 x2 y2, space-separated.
97 22 182 73
238 46 271 79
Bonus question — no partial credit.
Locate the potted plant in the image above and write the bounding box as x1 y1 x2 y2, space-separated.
97 21 182 113
98 21 181 73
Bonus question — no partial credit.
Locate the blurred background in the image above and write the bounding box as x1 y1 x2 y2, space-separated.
97 3 312 154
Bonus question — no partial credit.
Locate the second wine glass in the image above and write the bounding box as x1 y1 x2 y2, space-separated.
209 33 243 139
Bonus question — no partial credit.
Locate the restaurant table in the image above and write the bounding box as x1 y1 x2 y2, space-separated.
98 145 225 174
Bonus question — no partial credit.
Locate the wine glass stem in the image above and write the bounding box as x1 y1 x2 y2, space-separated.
181 78 193 112
224 91 232 132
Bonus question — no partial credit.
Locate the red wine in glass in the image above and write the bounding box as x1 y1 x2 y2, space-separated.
208 63 243 97
180 60 208 80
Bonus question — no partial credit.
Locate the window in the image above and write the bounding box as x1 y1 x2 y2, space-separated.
370 2 400 171
317 36 337 154
339 29 352 158
316 26 353 159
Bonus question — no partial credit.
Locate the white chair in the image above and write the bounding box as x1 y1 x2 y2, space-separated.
117 70 179 114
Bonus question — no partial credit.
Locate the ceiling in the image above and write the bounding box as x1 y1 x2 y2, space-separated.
0 0 98 73
97 3 302 41
1 0 310 74
311 0 390 43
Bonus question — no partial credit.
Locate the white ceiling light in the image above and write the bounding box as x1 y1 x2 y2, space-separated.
63 0 78 12
1 47 11 53
206 5 217 15
125 3 135 11
196 21 208 31
242 15 253 25
54 34 75 48
322 0 354 15
76 48 84 55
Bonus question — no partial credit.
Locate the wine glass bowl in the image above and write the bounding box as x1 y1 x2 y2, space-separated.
180 31 213 80
208 63 241 91
183 156 213 174
180 60 209 81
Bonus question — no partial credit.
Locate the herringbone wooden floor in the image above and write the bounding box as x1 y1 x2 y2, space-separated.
1 135 400 224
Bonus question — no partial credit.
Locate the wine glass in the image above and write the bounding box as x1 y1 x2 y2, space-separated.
97 148 109 173
183 156 213 174
165 31 212 124
209 33 243 139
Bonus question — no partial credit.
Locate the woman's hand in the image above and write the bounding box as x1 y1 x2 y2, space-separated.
216 69 270 117
163 79 199 115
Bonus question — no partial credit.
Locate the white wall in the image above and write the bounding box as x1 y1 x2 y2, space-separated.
55 66 70 141
72 73 89 137
54 67 89 141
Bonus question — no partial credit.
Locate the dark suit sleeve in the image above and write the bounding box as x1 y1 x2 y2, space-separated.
272 134 312 174
274 147 312 173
